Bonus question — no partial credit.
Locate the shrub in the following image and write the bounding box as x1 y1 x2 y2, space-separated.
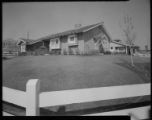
68 49 73 55
55 50 61 55
75 48 80 55
87 50 100 55
3 56 7 60
104 51 111 55
49 51 54 55
63 49 67 55
18 52 27 56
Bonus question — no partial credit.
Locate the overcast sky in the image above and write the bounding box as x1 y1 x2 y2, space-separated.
3 0 150 50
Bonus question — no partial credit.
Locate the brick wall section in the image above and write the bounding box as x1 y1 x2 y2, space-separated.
60 36 69 54
77 33 85 54
60 34 84 55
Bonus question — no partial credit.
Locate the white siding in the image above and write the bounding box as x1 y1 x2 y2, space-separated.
49 38 61 50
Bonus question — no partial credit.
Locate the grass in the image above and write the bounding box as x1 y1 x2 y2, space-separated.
3 55 151 114
3 55 150 92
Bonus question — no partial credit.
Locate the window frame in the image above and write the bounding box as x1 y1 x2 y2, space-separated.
51 38 60 45
68 34 77 44
49 38 60 50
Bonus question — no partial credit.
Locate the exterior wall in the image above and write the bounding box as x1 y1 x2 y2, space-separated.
59 25 110 55
26 42 43 52
84 37 96 54
110 42 127 54
83 25 110 54
110 43 122 53
60 36 69 54
21 44 26 52
25 41 50 55
60 34 84 55
77 33 85 54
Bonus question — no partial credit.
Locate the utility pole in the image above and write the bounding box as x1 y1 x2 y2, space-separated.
147 38 149 51
27 32 29 40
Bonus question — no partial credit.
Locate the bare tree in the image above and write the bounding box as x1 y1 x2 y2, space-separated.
119 15 136 66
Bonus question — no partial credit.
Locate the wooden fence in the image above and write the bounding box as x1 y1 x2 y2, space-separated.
2 79 150 118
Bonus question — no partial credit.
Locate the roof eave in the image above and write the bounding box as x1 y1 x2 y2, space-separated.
111 41 129 46
101 24 112 43
16 40 26 46
82 22 104 33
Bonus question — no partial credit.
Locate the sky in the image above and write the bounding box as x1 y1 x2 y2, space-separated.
3 0 150 50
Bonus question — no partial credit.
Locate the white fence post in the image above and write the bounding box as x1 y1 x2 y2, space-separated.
26 79 40 116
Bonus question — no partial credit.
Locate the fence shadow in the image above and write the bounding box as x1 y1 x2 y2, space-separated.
3 99 150 116
40 101 150 116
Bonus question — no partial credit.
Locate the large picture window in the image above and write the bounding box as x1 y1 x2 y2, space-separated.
49 38 60 50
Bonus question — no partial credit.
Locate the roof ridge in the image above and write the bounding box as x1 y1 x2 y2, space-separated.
37 22 103 41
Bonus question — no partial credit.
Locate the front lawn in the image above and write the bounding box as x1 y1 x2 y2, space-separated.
3 55 150 92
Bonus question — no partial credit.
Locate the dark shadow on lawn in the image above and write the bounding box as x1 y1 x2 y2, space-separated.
3 57 11 60
2 56 16 61
40 101 150 116
115 58 150 83
3 96 150 116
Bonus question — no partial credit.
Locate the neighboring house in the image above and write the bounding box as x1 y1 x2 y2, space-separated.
110 39 140 54
3 39 19 54
17 22 112 55
17 38 48 55
110 40 127 54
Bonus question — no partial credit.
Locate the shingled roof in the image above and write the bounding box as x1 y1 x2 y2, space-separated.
18 22 112 45
111 40 137 47
18 38 38 45
36 22 108 41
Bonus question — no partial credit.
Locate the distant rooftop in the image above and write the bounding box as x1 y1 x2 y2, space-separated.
19 38 38 45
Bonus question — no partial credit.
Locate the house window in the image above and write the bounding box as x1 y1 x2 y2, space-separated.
56 39 58 44
68 35 77 44
51 38 59 45
69 36 75 41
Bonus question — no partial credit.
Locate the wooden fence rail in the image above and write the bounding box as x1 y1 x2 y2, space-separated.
2 79 151 117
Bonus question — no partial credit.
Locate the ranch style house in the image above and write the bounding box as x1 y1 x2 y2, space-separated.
17 22 139 55
110 39 140 54
17 22 112 55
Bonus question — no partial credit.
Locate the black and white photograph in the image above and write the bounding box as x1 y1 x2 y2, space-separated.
2 0 150 118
